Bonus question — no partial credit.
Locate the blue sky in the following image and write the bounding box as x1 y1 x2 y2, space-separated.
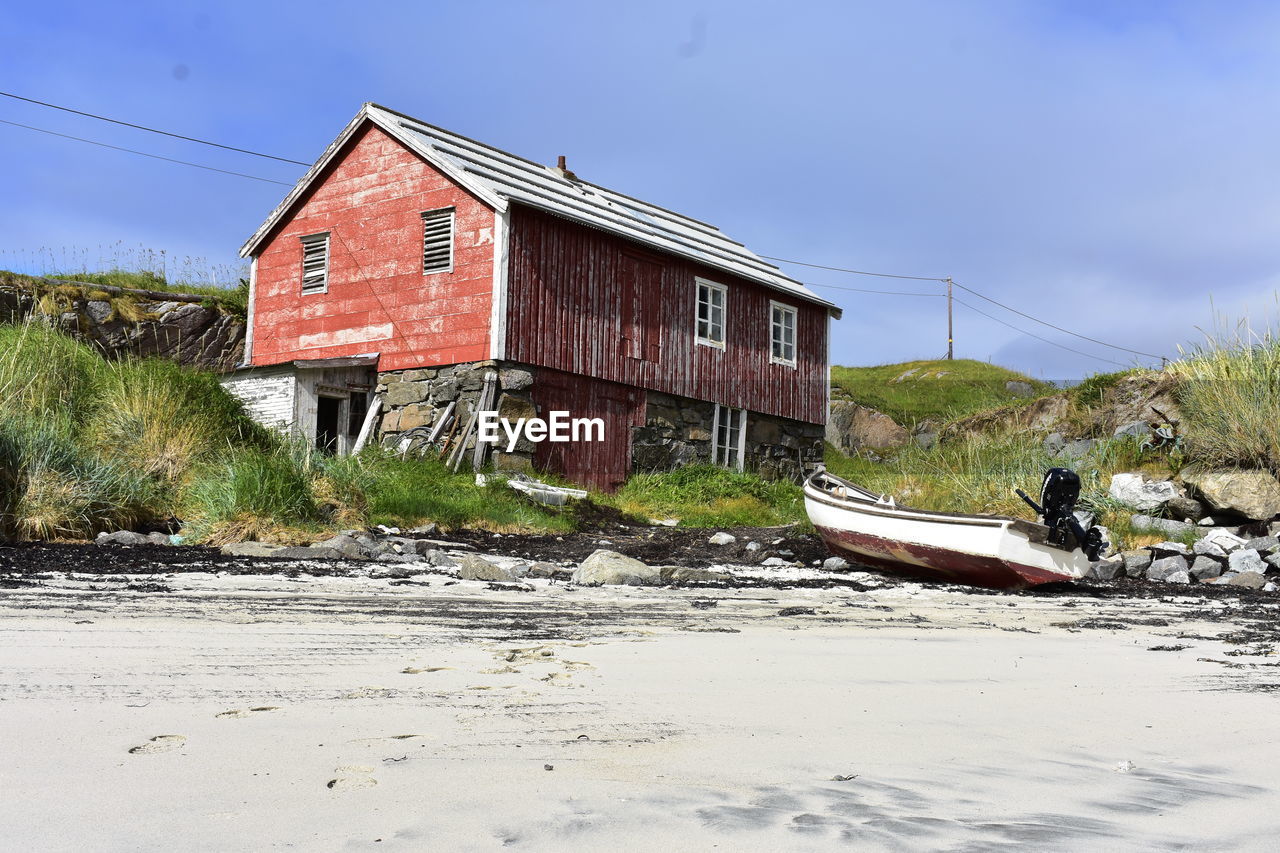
3 0 1279 379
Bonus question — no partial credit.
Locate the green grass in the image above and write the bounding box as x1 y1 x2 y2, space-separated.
362 453 576 533
829 358 1053 427
609 464 805 528
0 269 249 317
1169 324 1280 473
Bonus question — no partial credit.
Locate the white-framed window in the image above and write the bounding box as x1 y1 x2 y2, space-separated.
695 278 727 349
711 404 747 471
422 207 455 274
300 232 330 294
770 300 797 366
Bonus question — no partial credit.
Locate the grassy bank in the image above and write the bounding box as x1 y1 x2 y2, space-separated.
0 321 801 541
0 269 249 317
830 358 1052 427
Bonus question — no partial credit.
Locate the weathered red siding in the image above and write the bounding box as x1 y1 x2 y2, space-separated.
251 123 494 370
531 369 645 492
505 206 828 424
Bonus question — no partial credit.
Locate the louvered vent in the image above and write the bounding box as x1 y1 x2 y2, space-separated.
422 208 455 274
300 233 329 293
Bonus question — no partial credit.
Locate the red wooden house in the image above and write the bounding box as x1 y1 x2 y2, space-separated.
226 103 841 490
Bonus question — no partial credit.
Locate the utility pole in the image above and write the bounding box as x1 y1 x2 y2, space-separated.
945 276 954 360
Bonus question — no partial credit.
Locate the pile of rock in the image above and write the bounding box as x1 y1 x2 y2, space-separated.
1108 468 1280 535
1095 529 1280 590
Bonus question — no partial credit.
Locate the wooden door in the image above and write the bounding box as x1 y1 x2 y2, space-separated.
532 369 644 492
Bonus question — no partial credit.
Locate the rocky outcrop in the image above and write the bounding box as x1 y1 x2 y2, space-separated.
826 402 910 455
1181 468 1280 522
0 282 244 371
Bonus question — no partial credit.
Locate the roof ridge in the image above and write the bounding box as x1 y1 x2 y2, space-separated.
367 102 735 236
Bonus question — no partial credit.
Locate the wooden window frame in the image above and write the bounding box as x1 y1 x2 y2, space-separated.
422 207 455 275
711 404 747 471
300 232 330 295
769 300 798 367
695 277 727 350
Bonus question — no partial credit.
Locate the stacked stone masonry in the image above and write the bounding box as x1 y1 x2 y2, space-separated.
376 362 823 483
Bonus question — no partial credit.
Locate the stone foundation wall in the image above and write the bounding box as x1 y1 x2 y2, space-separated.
376 360 537 470
633 391 823 482
377 365 823 483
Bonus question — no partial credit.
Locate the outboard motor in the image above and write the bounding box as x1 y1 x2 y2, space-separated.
1017 468 1108 561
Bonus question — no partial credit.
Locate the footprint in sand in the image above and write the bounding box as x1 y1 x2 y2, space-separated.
327 765 377 790
129 735 187 754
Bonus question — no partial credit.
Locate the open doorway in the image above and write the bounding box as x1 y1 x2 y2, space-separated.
315 396 343 454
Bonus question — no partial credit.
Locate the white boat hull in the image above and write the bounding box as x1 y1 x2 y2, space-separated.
805 473 1091 589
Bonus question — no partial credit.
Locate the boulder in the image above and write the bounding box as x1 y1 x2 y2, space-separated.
1109 474 1178 512
1059 439 1097 460
457 553 516 582
1147 542 1190 558
1130 514 1197 537
1164 570 1192 584
95 530 150 546
1227 549 1267 576
1005 380 1036 398
1244 536 1280 554
1190 556 1224 580
822 556 851 571
311 534 370 560
1182 468 1280 522
1044 433 1067 456
825 402 910 455
421 549 459 569
661 566 732 584
1200 528 1247 553
571 550 659 586
1228 571 1267 590
745 541 763 552
708 532 737 546
1088 557 1124 581
1146 555 1189 581
1121 550 1153 577
1114 420 1153 439
1166 496 1208 523
220 541 285 558
408 523 440 536
524 562 564 579
1192 538 1227 559
145 532 173 546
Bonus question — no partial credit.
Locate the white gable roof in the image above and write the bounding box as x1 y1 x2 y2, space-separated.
241 103 837 314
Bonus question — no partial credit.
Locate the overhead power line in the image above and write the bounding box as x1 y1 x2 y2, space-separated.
0 118 295 186
0 90 310 166
763 254 945 282
767 252 1162 361
806 281 942 297
952 296 1127 367
948 279 1162 360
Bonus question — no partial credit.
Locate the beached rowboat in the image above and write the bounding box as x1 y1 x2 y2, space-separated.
804 469 1101 589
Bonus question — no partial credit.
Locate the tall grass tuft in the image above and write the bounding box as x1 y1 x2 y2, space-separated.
0 416 158 539
1170 320 1280 473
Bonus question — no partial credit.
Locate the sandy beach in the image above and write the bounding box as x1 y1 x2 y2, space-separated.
2 555 1280 851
